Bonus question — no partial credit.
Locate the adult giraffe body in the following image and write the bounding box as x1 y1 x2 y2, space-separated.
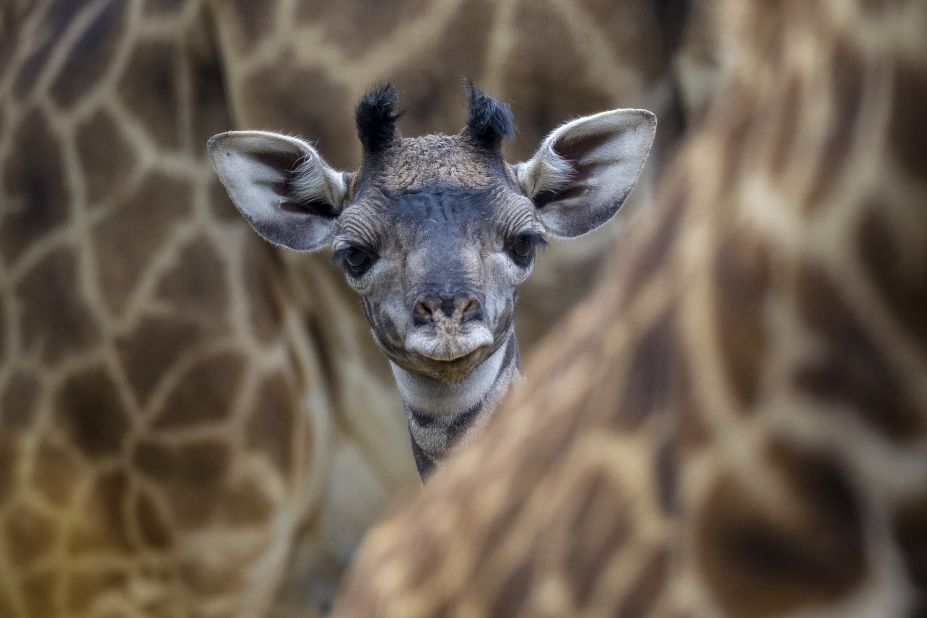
0 0 696 615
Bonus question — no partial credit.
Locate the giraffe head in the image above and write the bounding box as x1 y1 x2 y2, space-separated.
209 84 655 382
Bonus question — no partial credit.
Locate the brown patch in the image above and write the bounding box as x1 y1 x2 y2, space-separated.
889 58 927 176
69 470 133 554
5 504 56 568
117 40 182 149
769 76 801 176
892 493 927 594
22 570 58 617
222 0 278 55
241 239 285 343
857 207 927 359
152 351 245 429
92 173 190 315
654 435 679 514
695 441 866 617
186 6 234 150
615 547 670 616
0 109 70 264
805 38 864 211
134 490 172 548
295 0 427 60
133 440 229 527
54 365 129 460
501 2 615 161
620 180 686 306
156 236 229 320
1 371 39 429
712 233 772 409
237 63 353 168
245 372 297 476
49 0 126 109
216 477 275 526
31 438 82 507
565 471 631 602
209 177 239 221
115 316 204 407
390 0 494 139
144 0 187 15
75 110 136 206
489 550 536 618
614 309 689 431
18 248 100 365
795 263 922 441
12 0 83 101
65 568 129 615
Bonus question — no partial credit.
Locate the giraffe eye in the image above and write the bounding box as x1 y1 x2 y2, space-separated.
333 246 377 278
508 233 546 266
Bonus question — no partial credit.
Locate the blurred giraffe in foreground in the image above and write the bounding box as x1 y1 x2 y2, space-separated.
335 0 927 615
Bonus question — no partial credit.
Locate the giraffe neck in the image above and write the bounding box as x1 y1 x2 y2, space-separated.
390 329 520 479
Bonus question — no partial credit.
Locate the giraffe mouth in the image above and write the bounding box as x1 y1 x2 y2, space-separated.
405 325 494 363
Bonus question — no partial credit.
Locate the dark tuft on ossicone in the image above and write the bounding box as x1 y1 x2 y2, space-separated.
464 81 515 148
356 83 403 152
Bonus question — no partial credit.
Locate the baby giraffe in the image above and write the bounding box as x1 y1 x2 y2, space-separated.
209 84 655 478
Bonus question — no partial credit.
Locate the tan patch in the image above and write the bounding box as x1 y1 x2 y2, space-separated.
794 263 923 440
712 233 772 410
92 173 190 315
889 57 927 176
242 239 285 343
75 109 136 207
133 440 230 528
49 0 126 109
68 470 133 555
151 351 245 429
238 63 354 168
858 206 927 359
18 248 100 365
156 236 229 321
115 316 204 407
695 441 866 617
117 40 182 149
0 109 70 264
5 504 56 568
54 364 129 460
245 372 297 476
31 437 82 507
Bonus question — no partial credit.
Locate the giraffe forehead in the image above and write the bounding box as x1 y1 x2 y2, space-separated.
360 134 511 192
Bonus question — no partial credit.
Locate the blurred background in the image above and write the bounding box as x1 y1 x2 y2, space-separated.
0 0 719 615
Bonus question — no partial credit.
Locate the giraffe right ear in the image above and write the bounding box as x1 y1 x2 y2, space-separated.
207 131 348 251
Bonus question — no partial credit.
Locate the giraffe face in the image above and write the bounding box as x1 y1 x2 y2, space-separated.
209 85 656 382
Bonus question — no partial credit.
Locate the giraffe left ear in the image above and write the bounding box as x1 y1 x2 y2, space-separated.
513 109 656 238
208 131 348 251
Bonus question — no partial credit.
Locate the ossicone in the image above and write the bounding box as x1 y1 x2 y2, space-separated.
463 81 515 148
356 83 403 153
